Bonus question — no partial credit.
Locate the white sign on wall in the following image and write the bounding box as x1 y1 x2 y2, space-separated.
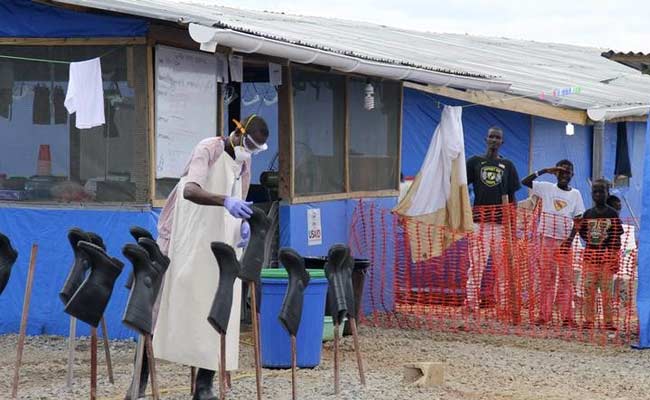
307 208 322 246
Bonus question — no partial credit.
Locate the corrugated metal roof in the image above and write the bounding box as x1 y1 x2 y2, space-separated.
602 50 650 74
54 0 650 111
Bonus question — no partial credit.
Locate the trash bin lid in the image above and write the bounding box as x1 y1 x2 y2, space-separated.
261 268 326 279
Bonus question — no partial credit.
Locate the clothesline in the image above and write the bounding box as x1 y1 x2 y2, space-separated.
0 48 119 65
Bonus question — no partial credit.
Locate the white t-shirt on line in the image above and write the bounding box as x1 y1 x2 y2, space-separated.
532 181 585 239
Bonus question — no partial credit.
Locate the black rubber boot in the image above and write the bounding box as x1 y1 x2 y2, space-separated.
125 226 154 290
239 206 271 283
324 244 355 324
59 228 91 305
278 248 310 336
192 368 217 400
0 232 18 296
124 352 149 400
208 242 241 335
87 231 106 250
137 237 169 298
122 244 165 335
64 241 123 327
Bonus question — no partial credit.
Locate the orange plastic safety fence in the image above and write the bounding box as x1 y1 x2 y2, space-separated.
349 200 639 346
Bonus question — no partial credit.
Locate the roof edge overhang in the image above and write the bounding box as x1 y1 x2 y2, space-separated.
188 23 512 92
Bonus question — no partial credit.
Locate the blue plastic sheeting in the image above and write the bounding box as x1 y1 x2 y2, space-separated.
0 0 148 38
0 207 158 339
530 118 593 207
402 88 531 201
636 118 650 348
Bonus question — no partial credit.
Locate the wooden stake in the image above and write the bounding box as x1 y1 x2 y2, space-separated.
291 335 297 400
66 317 77 390
11 244 38 400
191 367 196 395
100 318 114 384
219 334 227 400
130 336 145 400
333 320 340 395
349 318 366 386
501 195 520 325
250 282 263 400
144 334 160 400
91 326 98 400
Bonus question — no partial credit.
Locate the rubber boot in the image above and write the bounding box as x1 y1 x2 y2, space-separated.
87 231 106 250
64 241 123 327
239 206 271 283
324 244 355 324
192 368 217 400
124 351 149 400
122 244 165 335
126 226 154 290
278 248 310 336
0 232 18 296
59 228 91 305
208 242 241 335
137 237 169 297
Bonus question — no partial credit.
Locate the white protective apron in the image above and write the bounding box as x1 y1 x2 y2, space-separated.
153 153 243 371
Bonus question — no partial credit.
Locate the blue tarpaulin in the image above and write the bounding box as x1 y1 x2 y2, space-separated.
0 0 148 38
402 87 531 201
0 207 159 339
637 117 650 348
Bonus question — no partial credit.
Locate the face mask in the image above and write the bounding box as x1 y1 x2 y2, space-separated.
234 146 252 163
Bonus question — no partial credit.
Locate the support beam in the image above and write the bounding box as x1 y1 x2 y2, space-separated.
404 82 589 125
592 121 605 180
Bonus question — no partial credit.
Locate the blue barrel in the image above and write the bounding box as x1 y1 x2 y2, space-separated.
260 268 328 368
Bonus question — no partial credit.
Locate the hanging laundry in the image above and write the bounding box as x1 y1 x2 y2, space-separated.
615 122 632 178
393 106 473 261
0 62 13 119
32 85 51 125
65 57 105 129
53 85 67 124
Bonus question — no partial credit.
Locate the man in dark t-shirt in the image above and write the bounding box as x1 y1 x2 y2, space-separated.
465 126 521 312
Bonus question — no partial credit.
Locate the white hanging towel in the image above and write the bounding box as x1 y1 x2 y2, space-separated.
393 105 473 261
65 57 105 129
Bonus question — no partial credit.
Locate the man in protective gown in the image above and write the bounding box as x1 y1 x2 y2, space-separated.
151 115 269 400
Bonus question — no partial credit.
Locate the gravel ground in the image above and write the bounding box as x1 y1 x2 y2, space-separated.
1 326 649 400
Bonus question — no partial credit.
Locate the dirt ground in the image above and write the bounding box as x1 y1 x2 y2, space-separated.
1 326 649 400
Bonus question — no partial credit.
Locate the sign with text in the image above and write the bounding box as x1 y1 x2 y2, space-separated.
307 208 322 246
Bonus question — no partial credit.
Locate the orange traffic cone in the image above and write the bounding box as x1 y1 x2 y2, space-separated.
37 144 51 176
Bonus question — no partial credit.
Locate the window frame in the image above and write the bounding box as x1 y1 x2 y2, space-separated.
281 64 403 204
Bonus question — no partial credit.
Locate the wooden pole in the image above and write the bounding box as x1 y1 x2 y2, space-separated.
11 244 38 400
333 320 340 395
501 195 520 325
66 317 77 390
100 318 114 384
291 335 297 400
144 334 160 400
130 336 145 400
219 334 227 400
90 326 98 400
191 367 196 395
250 281 263 400
349 318 366 386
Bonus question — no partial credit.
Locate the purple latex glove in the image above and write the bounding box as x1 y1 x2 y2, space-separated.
237 220 251 248
224 196 253 219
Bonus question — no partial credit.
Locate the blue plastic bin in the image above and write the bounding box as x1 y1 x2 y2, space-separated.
260 268 328 368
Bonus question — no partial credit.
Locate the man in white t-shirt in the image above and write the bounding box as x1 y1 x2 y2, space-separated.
521 159 585 326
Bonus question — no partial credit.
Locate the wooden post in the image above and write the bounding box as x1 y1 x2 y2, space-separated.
291 335 297 400
131 336 145 400
11 244 38 400
66 317 77 389
100 318 114 384
144 334 160 400
349 318 366 386
90 327 98 400
191 367 197 395
219 334 227 400
501 195 520 325
250 281 263 400
333 320 340 395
